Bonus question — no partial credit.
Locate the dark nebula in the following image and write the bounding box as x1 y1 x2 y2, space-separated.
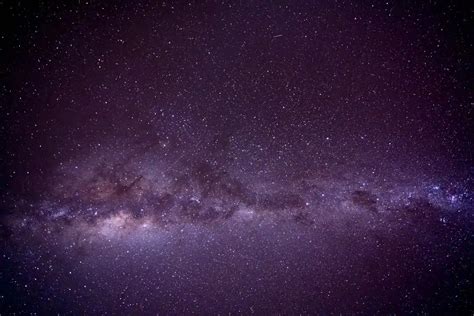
1 1 473 314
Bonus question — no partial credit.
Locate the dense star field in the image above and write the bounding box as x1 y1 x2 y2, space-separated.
1 0 473 314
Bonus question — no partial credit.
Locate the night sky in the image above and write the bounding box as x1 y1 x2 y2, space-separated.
1 0 473 314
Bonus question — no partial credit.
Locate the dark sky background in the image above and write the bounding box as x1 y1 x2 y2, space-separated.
1 0 473 314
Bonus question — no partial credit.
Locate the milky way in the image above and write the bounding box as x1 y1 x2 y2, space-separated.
1 1 473 314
